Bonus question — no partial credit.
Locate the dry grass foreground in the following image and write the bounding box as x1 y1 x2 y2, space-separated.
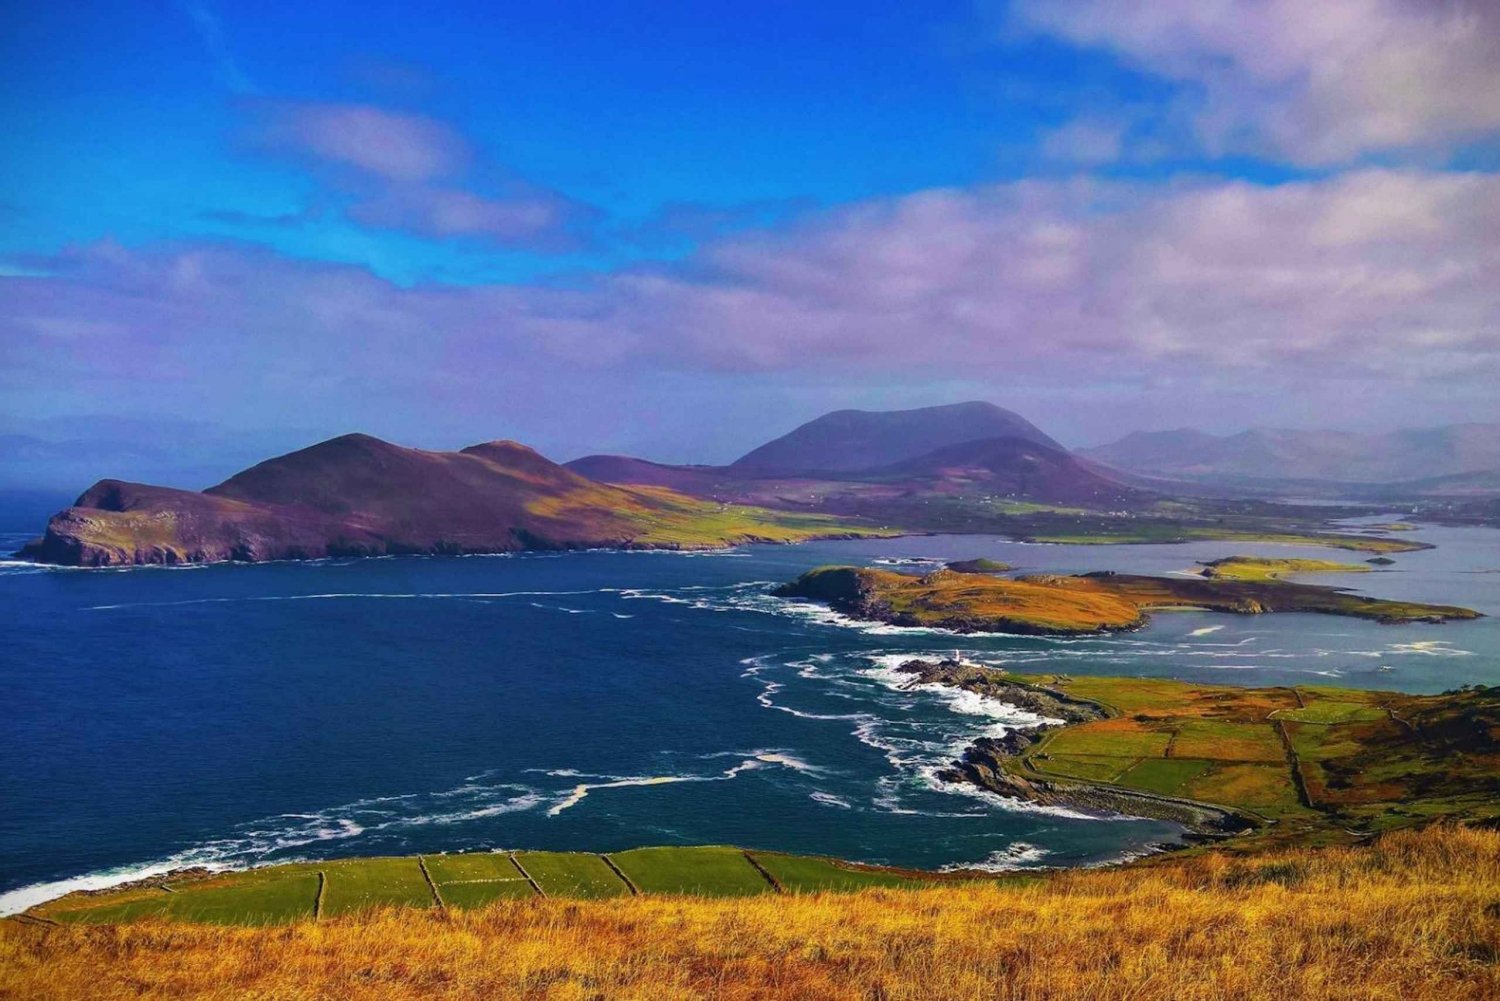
4 825 1498 1000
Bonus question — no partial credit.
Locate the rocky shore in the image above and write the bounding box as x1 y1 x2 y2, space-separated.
896 658 1257 838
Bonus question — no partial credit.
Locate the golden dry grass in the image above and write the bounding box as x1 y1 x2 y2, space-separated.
4 825 1498 1001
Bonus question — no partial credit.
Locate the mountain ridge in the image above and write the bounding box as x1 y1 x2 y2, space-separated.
1083 424 1500 484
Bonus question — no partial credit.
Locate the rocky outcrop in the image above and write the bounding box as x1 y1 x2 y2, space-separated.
943 559 1012 574
898 658 1255 837
895 659 1106 723
940 740 1254 836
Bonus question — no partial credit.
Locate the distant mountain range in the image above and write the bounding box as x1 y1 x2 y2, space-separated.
19 402 1500 566
1081 425 1500 486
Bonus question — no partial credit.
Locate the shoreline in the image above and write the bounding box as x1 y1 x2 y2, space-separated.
893 659 1259 839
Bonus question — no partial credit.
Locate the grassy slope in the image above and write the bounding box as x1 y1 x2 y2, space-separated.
5 826 1497 1000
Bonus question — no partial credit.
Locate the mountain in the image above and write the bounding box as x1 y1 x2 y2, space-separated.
870 436 1142 507
1082 424 1500 484
565 403 1145 513
728 401 1062 475
17 434 878 566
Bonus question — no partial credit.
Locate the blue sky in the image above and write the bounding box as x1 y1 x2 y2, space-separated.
3 1 1498 486
5 2 1131 281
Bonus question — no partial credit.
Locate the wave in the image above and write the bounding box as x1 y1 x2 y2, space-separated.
942 841 1051 873
545 752 815 817
810 791 854 810
0 781 545 916
1385 640 1473 658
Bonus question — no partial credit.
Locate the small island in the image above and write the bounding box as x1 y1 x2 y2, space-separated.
773 564 1480 635
943 558 1013 574
1196 555 1371 581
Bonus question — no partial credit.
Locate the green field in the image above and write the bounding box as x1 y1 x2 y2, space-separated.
1273 701 1389 724
944 670 1500 843
608 846 771 897
319 857 435 917
40 867 324 926
515 851 631 898
1117 758 1215 796
422 852 522 882
748 854 936 893
30 845 962 926
421 853 538 908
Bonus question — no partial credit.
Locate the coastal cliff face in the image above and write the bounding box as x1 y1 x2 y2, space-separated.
17 434 881 567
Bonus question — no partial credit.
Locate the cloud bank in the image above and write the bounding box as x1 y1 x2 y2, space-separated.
5 169 1496 442
1016 0 1500 163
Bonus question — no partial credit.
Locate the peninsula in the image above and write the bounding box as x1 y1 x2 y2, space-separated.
17 434 887 566
774 564 1481 634
896 659 1500 846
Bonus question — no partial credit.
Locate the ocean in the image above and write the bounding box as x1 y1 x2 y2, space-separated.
3 517 1497 913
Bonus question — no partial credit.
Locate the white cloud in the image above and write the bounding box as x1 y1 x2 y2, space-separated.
246 101 594 249
3 171 1496 434
1013 0 1500 163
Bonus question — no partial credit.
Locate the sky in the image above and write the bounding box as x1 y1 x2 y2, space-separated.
2 0 1498 488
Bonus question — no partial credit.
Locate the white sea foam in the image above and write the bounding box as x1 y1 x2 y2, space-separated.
0 782 545 915
810 791 854 809
942 841 1051 872
1387 640 1472 657
1187 624 1226 637
0 860 234 917
545 752 816 816
1082 842 1171 868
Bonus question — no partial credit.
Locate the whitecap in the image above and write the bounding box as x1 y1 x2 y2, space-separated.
942 841 1051 872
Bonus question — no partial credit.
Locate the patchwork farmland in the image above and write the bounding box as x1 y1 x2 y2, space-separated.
22 848 959 927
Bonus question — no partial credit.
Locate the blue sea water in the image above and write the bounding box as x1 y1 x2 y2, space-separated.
2 519 1498 913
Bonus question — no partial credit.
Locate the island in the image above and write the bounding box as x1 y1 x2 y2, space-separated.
1195 555 1372 581
773 564 1480 634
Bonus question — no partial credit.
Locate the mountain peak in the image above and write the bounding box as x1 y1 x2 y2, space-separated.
729 401 1061 475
